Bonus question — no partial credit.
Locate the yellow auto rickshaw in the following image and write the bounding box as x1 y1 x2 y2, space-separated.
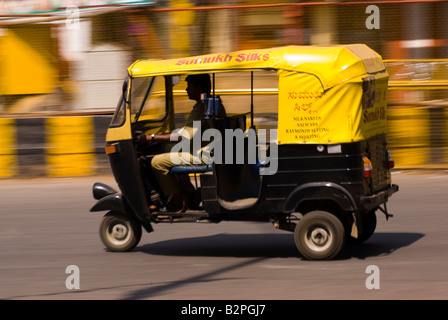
91 45 399 260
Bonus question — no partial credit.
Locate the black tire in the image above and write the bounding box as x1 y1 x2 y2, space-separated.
100 212 142 252
294 211 345 260
350 210 377 244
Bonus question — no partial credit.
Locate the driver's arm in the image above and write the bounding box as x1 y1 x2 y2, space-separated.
141 132 182 144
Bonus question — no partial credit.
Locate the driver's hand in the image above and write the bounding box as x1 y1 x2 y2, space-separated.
136 134 148 145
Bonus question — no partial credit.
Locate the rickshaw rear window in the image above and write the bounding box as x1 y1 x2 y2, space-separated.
172 70 278 131
213 70 278 133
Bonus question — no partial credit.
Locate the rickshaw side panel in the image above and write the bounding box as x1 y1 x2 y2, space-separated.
259 142 365 214
198 135 393 219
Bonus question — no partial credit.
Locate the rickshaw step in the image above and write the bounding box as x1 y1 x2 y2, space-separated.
151 210 210 223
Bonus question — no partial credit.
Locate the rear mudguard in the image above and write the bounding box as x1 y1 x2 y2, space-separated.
90 183 153 233
284 182 361 236
284 182 357 213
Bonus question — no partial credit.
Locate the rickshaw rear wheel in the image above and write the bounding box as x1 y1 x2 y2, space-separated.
100 211 142 252
294 211 345 260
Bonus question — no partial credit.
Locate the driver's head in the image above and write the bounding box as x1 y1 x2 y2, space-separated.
185 74 211 101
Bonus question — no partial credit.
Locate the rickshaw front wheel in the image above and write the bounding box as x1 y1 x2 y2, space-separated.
100 212 142 252
294 211 345 260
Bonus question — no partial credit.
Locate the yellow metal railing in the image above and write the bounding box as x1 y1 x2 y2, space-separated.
384 59 448 169
385 59 448 90
388 81 448 90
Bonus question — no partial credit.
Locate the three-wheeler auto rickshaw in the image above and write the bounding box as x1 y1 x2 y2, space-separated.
91 45 399 260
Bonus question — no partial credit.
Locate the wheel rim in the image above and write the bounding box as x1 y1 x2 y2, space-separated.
106 221 131 246
304 225 332 252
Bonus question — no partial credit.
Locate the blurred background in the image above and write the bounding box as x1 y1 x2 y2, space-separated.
0 0 447 177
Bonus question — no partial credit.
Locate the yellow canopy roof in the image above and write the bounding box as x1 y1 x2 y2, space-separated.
128 45 386 90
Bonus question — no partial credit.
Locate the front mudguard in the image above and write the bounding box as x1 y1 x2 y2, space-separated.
90 193 126 214
90 182 153 233
90 182 126 213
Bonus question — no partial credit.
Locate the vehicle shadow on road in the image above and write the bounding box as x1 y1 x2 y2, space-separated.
340 232 425 260
138 232 424 260
126 232 424 299
139 233 298 258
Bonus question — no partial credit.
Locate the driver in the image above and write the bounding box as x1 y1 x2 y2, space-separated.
139 74 226 212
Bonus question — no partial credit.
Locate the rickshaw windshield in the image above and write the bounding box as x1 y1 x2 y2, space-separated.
131 76 167 123
110 77 129 127
110 95 126 127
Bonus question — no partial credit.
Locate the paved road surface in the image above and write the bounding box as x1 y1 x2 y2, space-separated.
0 171 447 301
